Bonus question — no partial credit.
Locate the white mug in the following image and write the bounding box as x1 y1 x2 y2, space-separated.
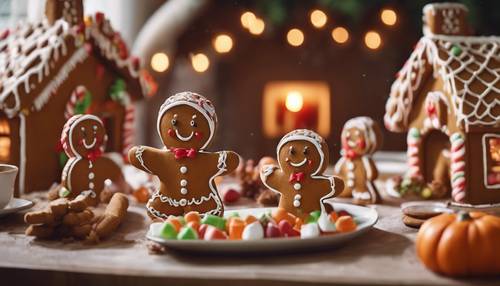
0 164 18 209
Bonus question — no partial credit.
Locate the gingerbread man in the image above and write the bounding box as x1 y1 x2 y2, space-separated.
60 114 124 206
334 117 382 204
128 92 240 219
260 129 344 220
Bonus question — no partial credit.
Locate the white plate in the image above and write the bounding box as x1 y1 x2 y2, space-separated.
0 198 34 217
146 202 378 254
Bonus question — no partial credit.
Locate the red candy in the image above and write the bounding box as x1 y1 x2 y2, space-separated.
265 222 281 238
198 224 208 238
203 225 227 240
223 188 240 203
278 220 299 237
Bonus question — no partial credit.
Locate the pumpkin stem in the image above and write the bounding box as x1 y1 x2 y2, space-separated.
457 211 471 222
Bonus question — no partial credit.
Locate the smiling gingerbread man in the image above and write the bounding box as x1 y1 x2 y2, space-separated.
60 114 124 206
128 92 240 219
334 117 382 204
260 129 344 222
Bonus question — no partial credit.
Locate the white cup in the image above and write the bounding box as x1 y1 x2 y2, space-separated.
0 164 18 209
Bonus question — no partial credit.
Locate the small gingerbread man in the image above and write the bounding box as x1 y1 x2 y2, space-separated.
260 129 344 220
60 114 124 206
128 92 240 219
334 117 382 204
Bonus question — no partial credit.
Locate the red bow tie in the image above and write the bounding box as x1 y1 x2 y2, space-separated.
171 148 197 160
86 149 102 162
344 148 359 160
289 172 304 183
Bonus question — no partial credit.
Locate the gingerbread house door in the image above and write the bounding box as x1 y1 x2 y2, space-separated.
422 130 451 189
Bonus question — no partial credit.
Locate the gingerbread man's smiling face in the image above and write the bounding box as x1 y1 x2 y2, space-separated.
159 105 212 150
278 140 327 176
342 127 367 156
69 116 106 157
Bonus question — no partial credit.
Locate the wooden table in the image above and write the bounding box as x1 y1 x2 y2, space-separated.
1 194 498 286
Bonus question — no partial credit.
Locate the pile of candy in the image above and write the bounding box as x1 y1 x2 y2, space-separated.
149 208 359 241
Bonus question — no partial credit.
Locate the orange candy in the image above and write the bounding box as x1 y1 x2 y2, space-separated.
272 208 288 223
286 213 296 225
244 215 258 225
187 221 200 232
329 211 339 223
184 211 201 223
294 217 303 232
166 217 183 232
336 216 356 233
133 186 150 203
228 218 245 240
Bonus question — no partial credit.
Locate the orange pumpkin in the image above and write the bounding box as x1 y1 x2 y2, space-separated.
416 211 500 276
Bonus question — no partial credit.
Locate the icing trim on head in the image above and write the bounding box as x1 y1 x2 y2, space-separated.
276 129 326 175
344 117 378 154
61 114 106 158
157 92 217 150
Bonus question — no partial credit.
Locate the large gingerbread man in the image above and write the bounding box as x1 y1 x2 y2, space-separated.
60 114 124 206
128 92 240 219
334 117 382 204
260 129 344 221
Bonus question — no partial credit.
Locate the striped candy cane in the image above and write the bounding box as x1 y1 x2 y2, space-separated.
450 132 466 202
65 86 88 119
407 128 422 177
122 99 135 159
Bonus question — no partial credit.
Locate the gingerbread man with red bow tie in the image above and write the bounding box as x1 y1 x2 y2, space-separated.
128 92 240 219
260 129 343 219
59 114 124 206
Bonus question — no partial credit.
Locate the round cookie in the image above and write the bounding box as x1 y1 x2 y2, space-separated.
334 117 382 205
60 114 124 205
260 129 344 220
128 92 240 219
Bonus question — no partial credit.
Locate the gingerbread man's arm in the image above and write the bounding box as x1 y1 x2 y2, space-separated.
128 146 164 174
362 157 379 181
320 175 344 202
333 157 346 177
259 165 285 195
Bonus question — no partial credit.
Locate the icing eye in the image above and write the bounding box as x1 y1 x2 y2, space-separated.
289 146 295 155
303 146 309 155
171 118 177 126
190 120 197 127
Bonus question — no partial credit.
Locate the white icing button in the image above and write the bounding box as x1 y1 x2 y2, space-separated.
89 182 95 189
180 188 188 195
293 183 301 190
180 179 187 187
347 180 355 188
294 194 302 200
347 162 355 170
179 199 187 206
180 166 187 174
88 172 95 179
293 200 301 207
348 172 355 179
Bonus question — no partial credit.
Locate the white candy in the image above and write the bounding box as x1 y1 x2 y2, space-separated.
301 223 320 239
317 212 336 233
148 222 164 238
242 221 264 240
293 183 301 190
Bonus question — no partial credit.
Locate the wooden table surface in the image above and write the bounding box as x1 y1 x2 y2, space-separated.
1 193 498 286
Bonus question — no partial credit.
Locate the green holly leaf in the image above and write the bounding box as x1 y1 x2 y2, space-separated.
59 152 68 167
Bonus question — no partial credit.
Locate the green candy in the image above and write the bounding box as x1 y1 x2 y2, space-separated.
306 210 321 223
177 226 198 240
177 216 186 226
160 222 178 239
201 214 226 230
451 45 462 57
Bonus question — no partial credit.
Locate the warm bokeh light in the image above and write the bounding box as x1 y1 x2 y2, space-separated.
191 53 210 73
381 9 397 26
213 34 233 53
285 91 304 112
310 9 327 28
331 27 349 44
287 28 304 47
150 52 169 72
240 11 256 29
364 31 382 50
248 18 265 35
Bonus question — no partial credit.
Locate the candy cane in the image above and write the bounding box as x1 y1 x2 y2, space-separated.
65 86 87 119
407 128 422 177
122 100 135 159
450 132 466 202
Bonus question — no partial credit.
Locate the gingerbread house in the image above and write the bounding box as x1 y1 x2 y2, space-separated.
0 0 155 195
384 3 499 205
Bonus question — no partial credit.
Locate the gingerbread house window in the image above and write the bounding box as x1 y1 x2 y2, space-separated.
483 134 500 188
0 116 10 161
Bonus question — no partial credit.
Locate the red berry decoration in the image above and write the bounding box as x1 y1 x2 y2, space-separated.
223 188 240 203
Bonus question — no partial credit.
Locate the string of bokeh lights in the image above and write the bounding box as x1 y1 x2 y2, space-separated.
150 8 398 74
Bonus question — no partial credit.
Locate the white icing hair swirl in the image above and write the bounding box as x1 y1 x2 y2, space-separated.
276 129 326 175
157 92 217 149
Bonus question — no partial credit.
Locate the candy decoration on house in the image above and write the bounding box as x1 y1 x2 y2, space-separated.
384 2 500 205
334 117 382 205
0 0 155 195
128 92 240 218
260 129 344 231
59 114 125 206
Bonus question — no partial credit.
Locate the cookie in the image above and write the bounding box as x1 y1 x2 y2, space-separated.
260 129 344 220
334 117 382 204
402 215 426 229
60 114 125 206
128 92 240 218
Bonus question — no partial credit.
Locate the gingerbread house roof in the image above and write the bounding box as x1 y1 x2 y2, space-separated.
384 34 500 132
0 13 148 119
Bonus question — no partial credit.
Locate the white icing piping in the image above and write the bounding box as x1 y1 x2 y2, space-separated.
174 129 194 141
276 132 325 176
68 114 103 159
343 117 378 154
18 113 26 195
289 157 307 167
135 146 152 173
